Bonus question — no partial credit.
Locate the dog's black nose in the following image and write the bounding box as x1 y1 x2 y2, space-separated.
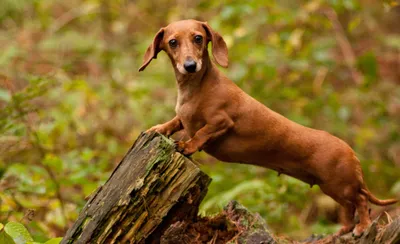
184 60 197 73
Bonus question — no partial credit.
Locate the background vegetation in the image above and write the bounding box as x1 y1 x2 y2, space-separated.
0 0 399 242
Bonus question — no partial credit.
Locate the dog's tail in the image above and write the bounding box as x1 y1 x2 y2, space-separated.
361 188 398 206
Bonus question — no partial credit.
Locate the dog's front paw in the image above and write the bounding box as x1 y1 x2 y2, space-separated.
146 124 171 136
174 140 198 156
335 225 354 236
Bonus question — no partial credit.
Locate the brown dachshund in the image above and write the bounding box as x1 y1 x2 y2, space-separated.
139 19 397 237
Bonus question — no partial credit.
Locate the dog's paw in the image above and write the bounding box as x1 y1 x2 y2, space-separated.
146 124 171 136
174 140 197 156
352 225 366 238
336 225 354 236
174 140 185 151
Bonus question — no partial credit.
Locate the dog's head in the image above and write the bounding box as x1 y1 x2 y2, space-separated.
138 19 228 74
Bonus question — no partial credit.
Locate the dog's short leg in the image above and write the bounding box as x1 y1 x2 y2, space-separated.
352 194 371 237
337 203 355 236
176 114 234 155
146 116 183 137
320 183 357 236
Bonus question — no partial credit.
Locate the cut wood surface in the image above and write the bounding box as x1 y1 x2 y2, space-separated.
62 132 400 244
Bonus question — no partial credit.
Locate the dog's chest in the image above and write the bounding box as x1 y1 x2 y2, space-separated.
175 87 206 135
175 89 198 118
175 102 204 137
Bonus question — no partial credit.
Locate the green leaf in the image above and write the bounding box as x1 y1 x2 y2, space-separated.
43 154 63 173
0 89 11 102
348 16 361 33
391 180 400 195
201 180 267 212
384 35 400 49
4 222 33 244
0 230 16 244
0 45 20 66
357 51 378 82
44 237 62 244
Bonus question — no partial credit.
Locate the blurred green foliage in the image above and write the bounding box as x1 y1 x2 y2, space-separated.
0 0 399 241
0 221 61 244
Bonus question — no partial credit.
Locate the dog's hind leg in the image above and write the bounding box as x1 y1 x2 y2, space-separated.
352 193 371 237
337 202 355 235
319 183 356 236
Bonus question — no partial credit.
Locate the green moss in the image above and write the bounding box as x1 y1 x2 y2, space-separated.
82 216 92 229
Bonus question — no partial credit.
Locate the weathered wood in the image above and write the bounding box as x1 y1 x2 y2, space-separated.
61 132 211 244
159 200 277 244
377 216 400 243
301 215 400 244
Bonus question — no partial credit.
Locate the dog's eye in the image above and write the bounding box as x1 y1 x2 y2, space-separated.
194 35 203 44
169 39 178 48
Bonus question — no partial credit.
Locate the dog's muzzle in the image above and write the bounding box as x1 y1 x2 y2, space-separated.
184 59 197 73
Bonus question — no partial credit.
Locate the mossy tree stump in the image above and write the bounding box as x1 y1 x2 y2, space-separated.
61 132 211 244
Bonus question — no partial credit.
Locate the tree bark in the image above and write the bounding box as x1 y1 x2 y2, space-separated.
61 132 211 244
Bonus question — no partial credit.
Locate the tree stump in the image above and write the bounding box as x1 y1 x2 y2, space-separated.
61 132 211 244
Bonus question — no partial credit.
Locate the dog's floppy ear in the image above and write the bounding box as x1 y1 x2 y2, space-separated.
138 28 164 72
202 22 228 68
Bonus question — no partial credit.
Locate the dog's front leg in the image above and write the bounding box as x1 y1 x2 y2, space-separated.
146 116 183 137
176 114 234 156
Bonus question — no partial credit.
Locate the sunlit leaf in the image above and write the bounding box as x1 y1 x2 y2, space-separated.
44 237 62 244
0 46 20 66
0 88 11 102
383 35 400 49
348 16 361 33
0 229 16 244
4 222 33 244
